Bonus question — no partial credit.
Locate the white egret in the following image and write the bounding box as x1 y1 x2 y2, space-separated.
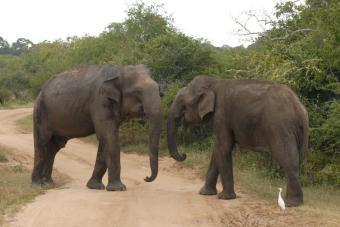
278 187 286 213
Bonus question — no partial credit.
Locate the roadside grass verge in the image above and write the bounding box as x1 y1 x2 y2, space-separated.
179 146 340 221
15 114 33 133
232 156 340 222
0 145 69 225
0 102 33 110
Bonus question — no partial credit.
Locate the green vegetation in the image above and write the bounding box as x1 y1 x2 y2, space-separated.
15 114 33 133
0 145 68 225
1 0 339 188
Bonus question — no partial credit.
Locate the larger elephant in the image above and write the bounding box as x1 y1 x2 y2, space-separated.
32 64 162 191
167 76 309 206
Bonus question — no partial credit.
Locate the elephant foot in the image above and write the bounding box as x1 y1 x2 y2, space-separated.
285 196 303 207
42 177 55 185
31 178 42 185
106 181 127 191
31 173 43 185
31 177 54 186
199 185 217 195
217 191 236 200
86 178 105 190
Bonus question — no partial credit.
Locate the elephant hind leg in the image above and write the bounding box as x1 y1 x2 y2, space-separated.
271 139 303 206
32 126 50 184
32 144 49 184
41 135 67 184
32 132 66 185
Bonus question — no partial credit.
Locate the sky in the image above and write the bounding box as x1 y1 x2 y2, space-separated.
0 0 282 47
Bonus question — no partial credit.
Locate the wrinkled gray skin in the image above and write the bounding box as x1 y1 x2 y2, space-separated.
32 64 162 191
167 76 309 206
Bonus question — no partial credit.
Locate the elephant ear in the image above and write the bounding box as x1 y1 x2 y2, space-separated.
198 90 215 120
99 66 121 103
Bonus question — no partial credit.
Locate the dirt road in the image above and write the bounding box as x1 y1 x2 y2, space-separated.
0 108 332 227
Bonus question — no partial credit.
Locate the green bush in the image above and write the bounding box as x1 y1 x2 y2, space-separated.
162 81 183 116
119 120 149 147
143 33 216 83
311 101 340 154
0 88 13 105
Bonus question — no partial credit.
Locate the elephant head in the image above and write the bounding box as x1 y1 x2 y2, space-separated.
167 76 216 161
101 65 162 182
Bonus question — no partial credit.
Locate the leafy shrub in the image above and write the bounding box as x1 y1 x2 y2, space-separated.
311 101 340 154
0 88 13 105
143 33 216 83
162 81 183 116
119 120 149 147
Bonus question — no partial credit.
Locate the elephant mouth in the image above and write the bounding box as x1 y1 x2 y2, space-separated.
181 114 212 127
202 112 213 123
123 105 145 120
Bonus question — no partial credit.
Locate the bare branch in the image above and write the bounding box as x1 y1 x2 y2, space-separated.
270 28 314 40
255 17 266 31
238 32 262 36
233 18 253 35
232 8 314 43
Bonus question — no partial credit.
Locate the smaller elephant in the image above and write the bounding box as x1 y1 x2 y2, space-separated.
32 64 162 191
167 76 308 206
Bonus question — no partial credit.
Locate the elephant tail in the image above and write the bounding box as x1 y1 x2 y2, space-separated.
33 94 41 148
32 93 49 178
297 107 309 169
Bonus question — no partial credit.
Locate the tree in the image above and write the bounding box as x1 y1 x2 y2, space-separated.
0 37 10 55
11 38 33 55
143 33 216 83
100 3 175 65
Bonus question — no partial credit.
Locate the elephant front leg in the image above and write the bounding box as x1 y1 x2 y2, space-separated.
87 142 106 190
102 123 126 191
199 152 218 195
214 132 236 200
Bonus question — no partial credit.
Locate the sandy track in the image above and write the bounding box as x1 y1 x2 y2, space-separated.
0 108 331 227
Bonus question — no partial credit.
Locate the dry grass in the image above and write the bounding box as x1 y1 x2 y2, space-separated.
0 145 69 225
232 167 340 225
178 147 340 225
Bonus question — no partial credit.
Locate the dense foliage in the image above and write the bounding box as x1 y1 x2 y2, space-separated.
0 1 338 186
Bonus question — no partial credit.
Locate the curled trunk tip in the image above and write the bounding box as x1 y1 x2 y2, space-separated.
167 110 187 162
171 152 186 162
144 173 157 182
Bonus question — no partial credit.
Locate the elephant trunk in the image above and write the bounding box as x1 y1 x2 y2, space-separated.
167 104 186 162
143 92 162 182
